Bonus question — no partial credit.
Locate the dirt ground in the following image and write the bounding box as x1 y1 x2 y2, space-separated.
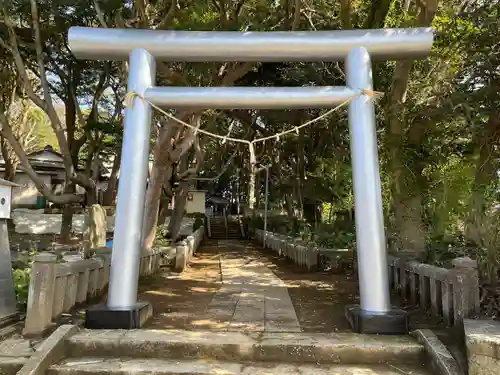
139 239 360 332
139 240 222 330
139 239 458 335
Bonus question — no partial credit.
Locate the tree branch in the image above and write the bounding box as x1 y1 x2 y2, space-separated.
156 0 177 29
0 13 47 112
30 0 74 176
291 0 301 30
340 0 352 28
178 135 204 180
170 114 202 161
363 0 391 29
0 112 83 204
93 0 108 28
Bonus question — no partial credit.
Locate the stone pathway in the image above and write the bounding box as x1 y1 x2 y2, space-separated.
0 327 43 374
203 241 301 332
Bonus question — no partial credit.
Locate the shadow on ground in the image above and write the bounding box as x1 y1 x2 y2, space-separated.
139 239 360 333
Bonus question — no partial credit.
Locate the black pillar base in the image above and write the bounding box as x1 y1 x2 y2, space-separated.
345 304 409 335
85 301 152 329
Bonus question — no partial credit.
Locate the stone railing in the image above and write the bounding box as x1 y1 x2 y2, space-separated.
23 246 168 336
174 226 205 272
206 215 212 238
255 229 320 271
387 254 480 326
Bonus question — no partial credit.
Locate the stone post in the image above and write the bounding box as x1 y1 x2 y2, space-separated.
23 253 57 336
451 256 480 324
175 241 188 272
82 204 107 258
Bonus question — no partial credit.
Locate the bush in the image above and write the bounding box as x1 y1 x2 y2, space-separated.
12 267 31 309
193 216 204 231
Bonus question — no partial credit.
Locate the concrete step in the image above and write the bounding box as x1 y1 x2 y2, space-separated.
66 329 425 366
48 357 433 375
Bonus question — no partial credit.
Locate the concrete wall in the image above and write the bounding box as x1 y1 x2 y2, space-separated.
1 173 52 207
11 211 196 236
12 210 115 234
185 191 205 214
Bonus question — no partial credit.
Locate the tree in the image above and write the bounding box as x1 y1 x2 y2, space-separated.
0 0 122 241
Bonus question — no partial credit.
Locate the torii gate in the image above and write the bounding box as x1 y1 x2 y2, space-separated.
68 26 434 334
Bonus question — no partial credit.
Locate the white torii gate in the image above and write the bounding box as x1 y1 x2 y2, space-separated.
69 27 434 334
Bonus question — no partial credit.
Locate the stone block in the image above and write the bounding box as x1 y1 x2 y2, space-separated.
23 254 57 336
63 274 78 312
52 276 67 320
175 243 188 272
82 205 107 254
87 268 99 299
76 270 90 304
465 318 500 375
17 325 78 375
413 329 463 375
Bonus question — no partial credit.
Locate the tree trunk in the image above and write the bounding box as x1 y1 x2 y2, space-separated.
296 129 305 219
102 150 121 206
168 181 189 241
255 173 261 209
143 163 171 249
340 0 352 28
0 136 16 181
60 183 75 244
386 0 438 257
465 112 500 245
285 194 294 218
168 155 190 241
157 191 172 229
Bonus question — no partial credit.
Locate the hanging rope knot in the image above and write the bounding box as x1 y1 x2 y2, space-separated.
123 91 139 107
361 89 384 99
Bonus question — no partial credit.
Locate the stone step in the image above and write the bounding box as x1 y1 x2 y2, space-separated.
48 357 432 375
66 329 425 366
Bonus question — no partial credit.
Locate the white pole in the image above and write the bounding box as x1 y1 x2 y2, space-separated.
263 166 269 248
145 86 356 109
346 47 390 313
69 27 434 62
107 48 156 308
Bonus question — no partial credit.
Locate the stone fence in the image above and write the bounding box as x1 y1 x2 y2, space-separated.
174 226 205 272
255 229 320 270
388 254 480 326
22 225 205 336
256 229 480 326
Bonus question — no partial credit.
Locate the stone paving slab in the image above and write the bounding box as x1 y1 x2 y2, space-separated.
0 335 43 375
48 357 433 375
0 339 37 358
204 248 301 333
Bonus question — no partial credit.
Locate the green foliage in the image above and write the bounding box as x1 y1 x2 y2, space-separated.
12 268 31 307
153 225 172 247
